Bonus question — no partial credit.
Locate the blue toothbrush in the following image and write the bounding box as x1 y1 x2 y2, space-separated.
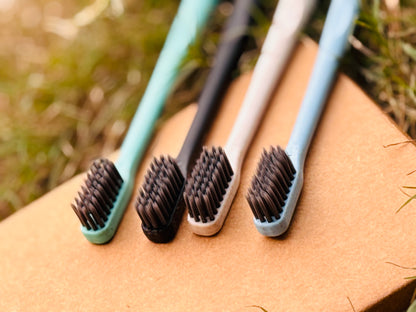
246 0 360 237
71 0 219 244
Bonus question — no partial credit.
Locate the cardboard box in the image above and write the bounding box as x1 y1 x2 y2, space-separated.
1 38 415 311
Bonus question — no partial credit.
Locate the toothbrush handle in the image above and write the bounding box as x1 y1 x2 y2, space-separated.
286 0 360 164
176 0 256 175
116 0 218 176
225 0 317 168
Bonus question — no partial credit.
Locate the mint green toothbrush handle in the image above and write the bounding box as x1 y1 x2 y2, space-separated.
116 0 219 177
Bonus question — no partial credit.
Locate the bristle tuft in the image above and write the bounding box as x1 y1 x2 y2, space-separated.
72 158 123 230
246 146 296 222
184 146 233 223
136 156 184 229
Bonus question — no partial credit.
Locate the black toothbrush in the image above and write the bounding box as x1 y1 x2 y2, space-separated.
135 0 257 243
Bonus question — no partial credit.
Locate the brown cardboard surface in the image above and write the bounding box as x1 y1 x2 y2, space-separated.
1 38 416 311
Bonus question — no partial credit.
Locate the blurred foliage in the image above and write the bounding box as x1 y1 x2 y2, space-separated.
1 0 416 222
0 0 179 218
348 0 416 137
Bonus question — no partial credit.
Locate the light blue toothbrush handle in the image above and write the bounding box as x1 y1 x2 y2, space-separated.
286 0 359 165
116 0 218 177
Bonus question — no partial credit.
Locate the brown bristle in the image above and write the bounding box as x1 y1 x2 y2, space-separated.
184 146 233 223
136 155 184 229
71 158 123 230
246 146 296 222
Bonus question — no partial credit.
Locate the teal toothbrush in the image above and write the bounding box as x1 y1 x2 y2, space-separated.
246 0 360 237
71 0 219 244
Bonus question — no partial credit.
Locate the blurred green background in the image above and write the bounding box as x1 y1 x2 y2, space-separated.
0 0 415 223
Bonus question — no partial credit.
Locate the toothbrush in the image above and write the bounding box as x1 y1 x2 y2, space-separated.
71 0 219 244
184 0 317 236
136 0 257 243
246 0 360 237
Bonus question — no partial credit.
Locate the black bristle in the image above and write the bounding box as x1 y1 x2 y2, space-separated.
72 158 123 230
184 146 233 223
135 155 184 230
246 146 296 222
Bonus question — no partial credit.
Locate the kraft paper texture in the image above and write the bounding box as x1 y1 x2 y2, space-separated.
1 38 416 311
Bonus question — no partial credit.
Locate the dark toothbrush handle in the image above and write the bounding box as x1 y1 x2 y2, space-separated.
176 0 257 175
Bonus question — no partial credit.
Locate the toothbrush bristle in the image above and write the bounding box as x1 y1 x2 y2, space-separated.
71 158 123 231
184 146 233 223
136 155 184 230
246 146 296 222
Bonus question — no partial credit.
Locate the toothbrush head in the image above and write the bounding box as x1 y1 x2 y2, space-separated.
136 155 185 243
71 158 130 244
184 146 238 236
246 146 302 237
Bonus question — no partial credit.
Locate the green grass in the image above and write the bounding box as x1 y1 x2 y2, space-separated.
0 0 179 217
351 0 416 137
